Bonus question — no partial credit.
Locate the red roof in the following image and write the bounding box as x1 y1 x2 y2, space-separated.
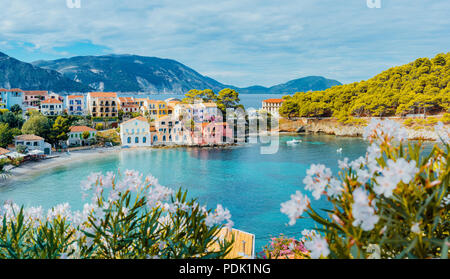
0 88 23 92
67 95 84 99
70 126 96 133
89 92 117 98
41 99 62 104
263 99 285 103
23 91 48 96
0 147 10 155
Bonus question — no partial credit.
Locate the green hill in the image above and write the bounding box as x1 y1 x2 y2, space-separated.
280 53 450 121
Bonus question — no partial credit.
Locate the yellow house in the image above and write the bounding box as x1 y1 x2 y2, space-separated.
145 100 169 119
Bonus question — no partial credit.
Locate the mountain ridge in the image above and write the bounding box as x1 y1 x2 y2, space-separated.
0 51 341 94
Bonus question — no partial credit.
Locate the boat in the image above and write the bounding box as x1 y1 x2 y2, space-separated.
287 139 302 145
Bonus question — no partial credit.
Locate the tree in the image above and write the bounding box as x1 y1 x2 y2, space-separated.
0 123 13 148
50 116 71 147
82 131 90 141
9 104 22 114
21 115 51 139
216 88 240 112
1 111 24 129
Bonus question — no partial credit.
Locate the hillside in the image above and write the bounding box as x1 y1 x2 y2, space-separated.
280 53 450 120
0 52 91 92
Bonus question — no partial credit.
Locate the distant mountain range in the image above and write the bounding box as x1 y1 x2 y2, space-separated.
0 51 341 94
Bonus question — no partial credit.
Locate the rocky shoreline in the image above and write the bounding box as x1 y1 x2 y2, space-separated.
278 118 447 141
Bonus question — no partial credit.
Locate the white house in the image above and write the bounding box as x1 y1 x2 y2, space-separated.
66 95 87 116
14 134 52 155
120 116 153 147
67 126 97 146
40 99 64 116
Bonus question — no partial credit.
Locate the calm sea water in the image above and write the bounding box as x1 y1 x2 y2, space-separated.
123 93 288 110
0 134 368 251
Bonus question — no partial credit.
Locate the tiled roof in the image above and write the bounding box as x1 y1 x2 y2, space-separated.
0 88 23 92
67 95 84 99
118 97 135 103
15 134 44 141
41 98 63 104
0 147 10 155
70 126 96 133
23 91 48 96
120 116 149 125
263 98 285 103
89 92 117 98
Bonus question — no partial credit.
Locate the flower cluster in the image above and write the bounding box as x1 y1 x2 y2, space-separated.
0 170 234 259
280 119 449 259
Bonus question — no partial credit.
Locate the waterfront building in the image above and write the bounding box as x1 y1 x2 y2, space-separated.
40 98 63 116
66 95 86 116
119 116 154 147
86 92 119 118
200 122 232 145
67 126 97 146
154 116 182 144
173 102 221 122
14 134 52 155
262 98 285 116
0 88 24 110
118 97 140 114
145 100 169 120
23 90 49 108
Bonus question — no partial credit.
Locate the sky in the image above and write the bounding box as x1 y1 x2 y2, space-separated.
0 0 449 87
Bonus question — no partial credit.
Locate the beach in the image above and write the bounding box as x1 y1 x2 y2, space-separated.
2 147 123 183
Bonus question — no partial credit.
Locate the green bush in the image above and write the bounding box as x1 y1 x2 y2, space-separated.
280 119 449 259
0 171 234 259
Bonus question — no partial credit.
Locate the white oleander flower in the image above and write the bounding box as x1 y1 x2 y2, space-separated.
280 191 310 226
205 204 233 228
47 203 72 221
303 164 332 200
363 119 408 143
327 178 344 198
356 168 371 185
386 158 419 184
147 184 174 208
352 188 379 231
373 175 399 198
338 157 349 169
304 235 330 259
411 222 421 235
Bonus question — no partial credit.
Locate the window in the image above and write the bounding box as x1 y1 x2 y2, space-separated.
135 137 139 143
143 137 147 143
127 137 131 144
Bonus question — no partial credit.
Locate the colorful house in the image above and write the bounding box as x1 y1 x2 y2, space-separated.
87 92 119 118
66 95 86 116
14 134 52 155
154 116 183 144
67 126 97 146
0 89 24 110
262 98 285 116
118 97 140 114
120 116 154 147
23 90 49 108
40 98 64 116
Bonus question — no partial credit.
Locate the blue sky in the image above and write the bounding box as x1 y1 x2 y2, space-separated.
0 0 449 87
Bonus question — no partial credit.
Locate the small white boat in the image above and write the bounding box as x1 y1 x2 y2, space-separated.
287 139 302 145
336 148 343 153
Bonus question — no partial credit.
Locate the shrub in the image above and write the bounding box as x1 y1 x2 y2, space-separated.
259 234 310 259
0 170 234 259
280 119 449 259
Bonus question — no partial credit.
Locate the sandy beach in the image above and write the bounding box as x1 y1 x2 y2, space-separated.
2 147 124 183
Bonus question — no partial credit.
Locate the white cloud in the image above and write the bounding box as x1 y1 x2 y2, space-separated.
0 0 449 87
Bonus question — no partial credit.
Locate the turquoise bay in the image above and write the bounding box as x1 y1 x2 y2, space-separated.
0 134 368 251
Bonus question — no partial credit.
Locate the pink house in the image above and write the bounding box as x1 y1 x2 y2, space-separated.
197 122 233 145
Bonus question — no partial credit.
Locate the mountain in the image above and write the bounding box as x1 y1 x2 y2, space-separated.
237 76 342 94
0 51 341 94
32 54 341 94
0 51 91 92
33 54 226 94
